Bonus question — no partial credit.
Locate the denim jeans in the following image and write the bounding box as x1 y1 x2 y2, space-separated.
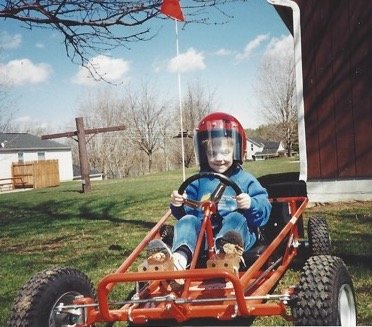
171 211 257 255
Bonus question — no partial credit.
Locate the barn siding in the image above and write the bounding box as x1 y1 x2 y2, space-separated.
300 0 321 178
292 0 371 180
350 1 372 177
333 1 355 178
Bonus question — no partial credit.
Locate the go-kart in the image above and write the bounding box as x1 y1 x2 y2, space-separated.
9 172 357 326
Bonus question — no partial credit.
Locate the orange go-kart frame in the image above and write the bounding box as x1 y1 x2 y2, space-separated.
74 189 308 326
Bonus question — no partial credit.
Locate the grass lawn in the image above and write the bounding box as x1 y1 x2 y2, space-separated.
1 157 371 326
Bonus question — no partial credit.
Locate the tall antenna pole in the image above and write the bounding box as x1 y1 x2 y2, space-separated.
175 20 186 181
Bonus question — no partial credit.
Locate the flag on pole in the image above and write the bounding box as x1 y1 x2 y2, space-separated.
161 0 186 180
160 0 184 21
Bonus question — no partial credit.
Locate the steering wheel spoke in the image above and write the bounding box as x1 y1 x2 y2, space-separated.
210 182 227 203
183 198 203 209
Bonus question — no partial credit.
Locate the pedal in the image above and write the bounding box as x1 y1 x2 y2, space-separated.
138 253 174 272
206 253 240 275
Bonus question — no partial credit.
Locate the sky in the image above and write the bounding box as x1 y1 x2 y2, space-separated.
0 0 292 132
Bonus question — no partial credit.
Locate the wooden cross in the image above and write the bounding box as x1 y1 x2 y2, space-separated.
42 117 126 192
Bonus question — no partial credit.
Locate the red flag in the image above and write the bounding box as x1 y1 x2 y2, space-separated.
160 0 184 21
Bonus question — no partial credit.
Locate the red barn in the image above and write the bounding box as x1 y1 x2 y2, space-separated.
269 0 371 202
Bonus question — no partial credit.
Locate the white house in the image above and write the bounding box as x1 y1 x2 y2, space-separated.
246 138 264 160
0 133 73 181
246 137 286 161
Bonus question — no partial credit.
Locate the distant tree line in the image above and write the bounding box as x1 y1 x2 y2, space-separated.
65 81 214 178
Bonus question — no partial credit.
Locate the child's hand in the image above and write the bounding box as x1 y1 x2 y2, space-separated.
171 190 185 207
236 193 251 209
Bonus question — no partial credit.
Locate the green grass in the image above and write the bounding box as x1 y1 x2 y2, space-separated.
1 157 371 325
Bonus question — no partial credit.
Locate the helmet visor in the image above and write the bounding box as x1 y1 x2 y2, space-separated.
194 120 243 169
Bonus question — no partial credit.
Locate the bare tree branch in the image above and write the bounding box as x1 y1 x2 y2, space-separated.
0 0 244 74
127 83 168 173
255 47 298 156
172 80 214 168
0 74 17 132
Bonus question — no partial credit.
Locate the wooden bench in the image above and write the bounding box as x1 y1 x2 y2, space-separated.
0 177 27 191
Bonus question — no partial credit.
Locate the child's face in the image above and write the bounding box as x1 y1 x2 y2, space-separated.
206 138 234 173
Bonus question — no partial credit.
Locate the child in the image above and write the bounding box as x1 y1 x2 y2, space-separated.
150 112 271 283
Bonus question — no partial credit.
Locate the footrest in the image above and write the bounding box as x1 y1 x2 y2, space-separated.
206 253 240 275
138 255 174 272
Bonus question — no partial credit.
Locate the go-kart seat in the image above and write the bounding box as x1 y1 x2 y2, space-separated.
242 201 292 267
243 173 307 267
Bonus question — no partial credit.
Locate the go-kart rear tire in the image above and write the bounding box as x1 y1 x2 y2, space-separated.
308 216 331 255
292 255 356 326
8 266 95 327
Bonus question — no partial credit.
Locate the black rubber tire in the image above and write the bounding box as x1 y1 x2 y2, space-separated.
308 216 332 255
292 255 357 326
8 266 95 327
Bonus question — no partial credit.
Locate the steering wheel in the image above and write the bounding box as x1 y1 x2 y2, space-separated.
177 172 242 209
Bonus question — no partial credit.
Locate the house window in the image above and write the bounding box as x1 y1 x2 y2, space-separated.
38 152 45 161
18 152 24 163
251 144 254 151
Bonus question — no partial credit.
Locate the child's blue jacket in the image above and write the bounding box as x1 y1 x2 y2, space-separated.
171 165 272 228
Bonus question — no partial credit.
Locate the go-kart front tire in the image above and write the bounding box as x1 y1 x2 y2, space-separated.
8 266 95 327
292 255 356 326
